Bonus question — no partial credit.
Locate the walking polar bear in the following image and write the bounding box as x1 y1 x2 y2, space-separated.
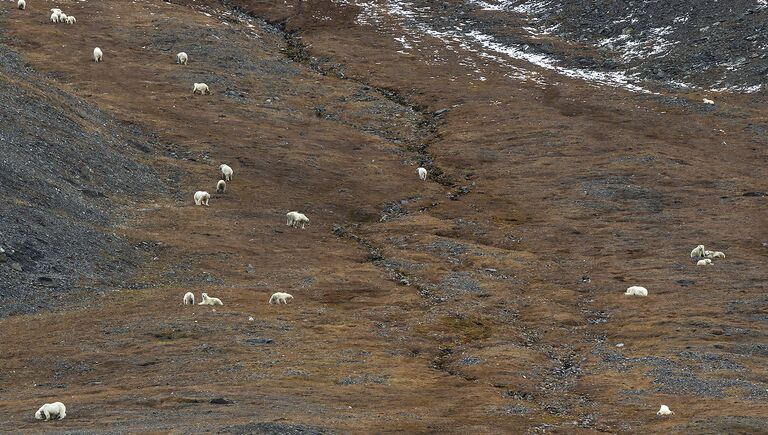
269 292 294 304
192 83 210 95
219 164 233 181
194 191 210 206
35 402 66 421
286 211 309 229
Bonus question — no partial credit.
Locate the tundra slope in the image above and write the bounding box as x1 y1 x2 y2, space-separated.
1 0 767 433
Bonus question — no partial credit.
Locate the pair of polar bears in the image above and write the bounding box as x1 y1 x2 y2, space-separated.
183 292 222 306
183 292 293 305
173 53 210 95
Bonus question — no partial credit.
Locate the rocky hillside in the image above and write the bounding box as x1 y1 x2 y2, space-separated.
511 0 768 92
0 42 159 317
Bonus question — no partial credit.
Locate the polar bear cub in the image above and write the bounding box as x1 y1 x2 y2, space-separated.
625 286 648 297
696 259 712 266
177 52 188 65
194 191 210 206
183 292 195 305
93 47 103 62
35 402 66 421
657 405 674 416
199 292 223 306
269 292 294 304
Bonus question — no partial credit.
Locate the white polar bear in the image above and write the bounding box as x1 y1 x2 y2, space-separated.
269 292 294 304
192 83 210 95
66 16 76 24
286 211 309 229
183 292 195 305
216 180 226 193
417 167 427 181
93 47 103 62
199 292 223 306
625 286 648 297
18 0 25 10
705 250 725 259
194 191 210 206
219 164 233 181
696 259 712 266
177 52 188 65
35 402 66 421
690 244 706 258
657 405 674 416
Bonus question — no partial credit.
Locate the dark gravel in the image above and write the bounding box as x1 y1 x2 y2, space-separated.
222 422 331 435
0 43 160 317
509 0 768 91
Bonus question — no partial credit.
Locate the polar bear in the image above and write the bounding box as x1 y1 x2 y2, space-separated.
417 167 427 181
183 292 195 305
690 244 706 258
194 191 210 206
219 164 233 181
286 211 309 229
35 402 66 421
199 292 223 306
657 405 674 416
269 292 294 304
192 83 210 95
625 286 648 297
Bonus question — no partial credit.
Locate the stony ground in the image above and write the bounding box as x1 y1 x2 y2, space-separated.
0 0 766 433
0 41 160 317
